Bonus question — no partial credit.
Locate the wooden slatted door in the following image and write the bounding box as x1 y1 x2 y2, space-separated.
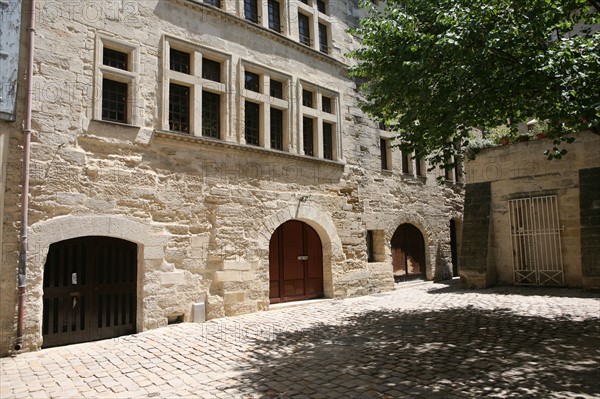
391 224 426 282
269 221 324 304
42 236 137 348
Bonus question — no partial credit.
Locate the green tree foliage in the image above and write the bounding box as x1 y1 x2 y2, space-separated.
349 0 599 168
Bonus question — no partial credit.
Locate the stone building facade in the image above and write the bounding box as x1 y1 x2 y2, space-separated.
0 0 463 355
460 131 600 290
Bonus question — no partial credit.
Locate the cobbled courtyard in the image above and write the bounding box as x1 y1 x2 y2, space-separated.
1 279 599 398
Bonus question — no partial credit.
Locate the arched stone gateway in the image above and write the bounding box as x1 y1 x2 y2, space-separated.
391 224 426 282
269 220 324 304
26 215 168 351
42 236 137 348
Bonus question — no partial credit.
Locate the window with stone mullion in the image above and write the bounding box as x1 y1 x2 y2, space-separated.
323 122 333 160
270 108 283 150
268 0 281 33
245 0 259 23
202 91 220 138
303 117 314 156
245 101 260 145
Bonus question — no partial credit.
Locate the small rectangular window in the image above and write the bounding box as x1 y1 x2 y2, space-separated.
380 139 389 170
323 122 333 160
245 101 260 145
317 0 326 13
402 150 410 174
318 23 329 54
415 157 423 176
367 230 375 262
170 48 190 74
202 58 221 82
245 71 261 93
298 13 311 45
270 108 283 150
302 89 313 108
303 117 314 156
270 79 283 99
103 48 128 70
102 79 128 123
202 91 220 138
268 0 281 33
204 0 220 6
322 96 332 113
245 0 259 23
168 83 190 133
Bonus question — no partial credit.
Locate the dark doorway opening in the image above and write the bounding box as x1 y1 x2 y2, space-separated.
269 220 324 304
42 236 137 348
391 224 426 282
450 219 459 277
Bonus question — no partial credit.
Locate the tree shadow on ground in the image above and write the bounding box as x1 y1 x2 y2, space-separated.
231 307 600 398
427 278 600 299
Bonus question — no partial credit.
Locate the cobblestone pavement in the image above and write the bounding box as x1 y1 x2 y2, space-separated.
1 279 599 398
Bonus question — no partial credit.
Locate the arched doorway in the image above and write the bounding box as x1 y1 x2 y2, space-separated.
269 220 324 304
391 224 426 282
42 236 137 348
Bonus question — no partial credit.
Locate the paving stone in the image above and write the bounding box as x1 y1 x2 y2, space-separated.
1 281 599 398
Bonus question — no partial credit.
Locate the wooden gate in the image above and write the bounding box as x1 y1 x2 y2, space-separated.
42 236 137 348
391 224 426 282
269 221 324 303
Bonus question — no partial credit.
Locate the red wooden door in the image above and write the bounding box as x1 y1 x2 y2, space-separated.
269 221 324 303
42 236 137 348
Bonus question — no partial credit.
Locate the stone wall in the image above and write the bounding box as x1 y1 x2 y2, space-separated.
0 0 463 355
464 131 600 288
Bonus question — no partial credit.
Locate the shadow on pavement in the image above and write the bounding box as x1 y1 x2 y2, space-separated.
427 278 600 299
233 307 600 398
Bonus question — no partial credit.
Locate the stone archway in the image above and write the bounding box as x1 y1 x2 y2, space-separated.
391 224 426 282
259 204 342 300
26 215 168 351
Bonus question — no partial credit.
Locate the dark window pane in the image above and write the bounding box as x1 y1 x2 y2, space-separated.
303 117 314 156
298 13 311 45
170 48 190 74
102 79 128 123
323 122 333 160
317 0 326 14
415 157 422 176
300 0 308 3
380 139 388 170
204 0 220 6
268 0 281 32
245 0 259 23
402 150 410 174
202 58 221 82
319 23 328 53
202 91 220 138
169 83 190 133
245 101 260 145
302 89 313 107
103 48 128 70
270 108 283 150
245 71 260 93
367 230 374 262
322 96 332 113
270 79 283 99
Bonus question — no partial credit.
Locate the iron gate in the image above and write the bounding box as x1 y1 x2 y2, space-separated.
508 195 564 285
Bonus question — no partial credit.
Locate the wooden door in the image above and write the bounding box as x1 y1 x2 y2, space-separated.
42 236 137 348
391 224 426 281
269 221 324 303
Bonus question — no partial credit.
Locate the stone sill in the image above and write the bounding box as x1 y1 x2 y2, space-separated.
176 0 349 68
90 119 142 130
154 129 347 168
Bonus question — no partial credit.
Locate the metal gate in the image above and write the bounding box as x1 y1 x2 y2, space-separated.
508 195 564 285
42 236 137 348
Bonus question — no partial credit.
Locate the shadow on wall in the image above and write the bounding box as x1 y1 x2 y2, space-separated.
230 303 599 398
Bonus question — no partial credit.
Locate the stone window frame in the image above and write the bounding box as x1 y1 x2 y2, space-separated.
236 0 290 35
379 137 391 171
239 61 292 150
366 230 385 263
161 35 232 140
295 0 334 53
298 80 341 160
93 34 141 126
